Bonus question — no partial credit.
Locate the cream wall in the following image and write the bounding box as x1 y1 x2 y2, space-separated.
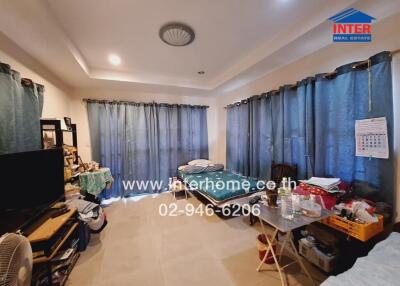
214 13 400 220
69 89 218 164
393 54 400 222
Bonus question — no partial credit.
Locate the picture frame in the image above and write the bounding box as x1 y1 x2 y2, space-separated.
64 117 72 131
43 131 55 149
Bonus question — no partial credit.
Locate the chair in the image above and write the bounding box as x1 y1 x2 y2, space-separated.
271 161 298 186
249 162 298 225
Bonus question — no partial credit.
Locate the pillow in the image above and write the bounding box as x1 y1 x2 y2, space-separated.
178 165 189 171
179 164 224 174
188 159 213 167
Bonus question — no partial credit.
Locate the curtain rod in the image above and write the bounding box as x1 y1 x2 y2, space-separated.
0 62 45 90
83 98 209 108
325 49 399 78
225 50 396 109
392 49 400 55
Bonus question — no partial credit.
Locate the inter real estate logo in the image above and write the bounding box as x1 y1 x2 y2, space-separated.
328 8 375 42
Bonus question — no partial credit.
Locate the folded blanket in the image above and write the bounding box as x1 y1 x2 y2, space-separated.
178 164 224 174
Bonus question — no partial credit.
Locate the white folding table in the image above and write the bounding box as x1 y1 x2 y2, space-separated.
236 197 332 286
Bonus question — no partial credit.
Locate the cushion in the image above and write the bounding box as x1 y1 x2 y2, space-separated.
188 159 213 167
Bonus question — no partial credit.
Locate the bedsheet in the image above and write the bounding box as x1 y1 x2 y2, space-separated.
321 232 400 286
178 170 261 202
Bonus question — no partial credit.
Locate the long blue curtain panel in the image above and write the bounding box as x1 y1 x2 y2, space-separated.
87 101 208 198
226 51 394 203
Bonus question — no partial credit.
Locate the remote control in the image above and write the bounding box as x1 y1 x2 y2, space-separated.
51 207 69 218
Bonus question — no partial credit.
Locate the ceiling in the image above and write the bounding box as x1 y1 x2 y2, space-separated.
0 0 399 95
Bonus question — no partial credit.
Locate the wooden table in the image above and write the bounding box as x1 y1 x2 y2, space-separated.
28 208 77 245
28 208 78 285
235 196 332 286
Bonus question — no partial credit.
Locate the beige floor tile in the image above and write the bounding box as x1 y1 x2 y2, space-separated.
96 266 165 286
161 250 233 286
67 194 327 286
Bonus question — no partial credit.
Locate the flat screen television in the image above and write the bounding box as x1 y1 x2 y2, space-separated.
0 148 65 233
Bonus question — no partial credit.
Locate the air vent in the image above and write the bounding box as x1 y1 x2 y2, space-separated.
159 23 195 47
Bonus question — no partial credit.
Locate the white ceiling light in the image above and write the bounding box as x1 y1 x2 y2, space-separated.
159 23 195 47
108 53 121 65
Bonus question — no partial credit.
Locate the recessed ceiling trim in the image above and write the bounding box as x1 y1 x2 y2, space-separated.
89 68 212 90
5 0 397 94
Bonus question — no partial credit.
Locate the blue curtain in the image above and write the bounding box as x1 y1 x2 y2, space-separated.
271 91 284 166
226 103 249 176
0 63 44 154
87 101 208 198
247 94 274 179
226 83 314 180
226 51 393 202
282 79 315 179
314 52 393 202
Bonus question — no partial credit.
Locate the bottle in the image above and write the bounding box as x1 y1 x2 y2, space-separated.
292 193 302 214
281 177 288 189
279 177 293 220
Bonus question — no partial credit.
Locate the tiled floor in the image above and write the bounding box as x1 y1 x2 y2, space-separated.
66 193 327 286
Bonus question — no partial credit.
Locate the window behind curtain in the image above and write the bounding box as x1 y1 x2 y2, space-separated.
226 51 394 203
87 101 208 198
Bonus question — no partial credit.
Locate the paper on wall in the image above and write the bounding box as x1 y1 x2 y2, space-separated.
355 117 389 159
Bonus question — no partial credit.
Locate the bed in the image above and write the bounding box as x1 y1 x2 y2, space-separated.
178 169 263 206
321 231 400 286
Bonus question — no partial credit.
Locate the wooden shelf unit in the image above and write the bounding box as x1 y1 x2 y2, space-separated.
29 208 80 285
32 222 78 264
28 208 77 244
40 119 78 152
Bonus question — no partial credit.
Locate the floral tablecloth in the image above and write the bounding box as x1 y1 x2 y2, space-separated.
79 168 114 196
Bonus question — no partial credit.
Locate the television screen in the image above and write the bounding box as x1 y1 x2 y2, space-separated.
0 148 65 212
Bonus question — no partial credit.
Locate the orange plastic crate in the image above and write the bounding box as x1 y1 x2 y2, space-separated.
322 214 383 242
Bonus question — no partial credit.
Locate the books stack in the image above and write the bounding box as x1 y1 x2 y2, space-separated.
300 177 341 193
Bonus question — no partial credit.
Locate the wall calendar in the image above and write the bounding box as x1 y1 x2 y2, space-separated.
355 117 389 159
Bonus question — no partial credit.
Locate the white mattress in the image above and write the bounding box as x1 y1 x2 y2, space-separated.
322 232 400 286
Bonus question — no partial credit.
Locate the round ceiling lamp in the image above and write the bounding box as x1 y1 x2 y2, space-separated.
159 23 195 47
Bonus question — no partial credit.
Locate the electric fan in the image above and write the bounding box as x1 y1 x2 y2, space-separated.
0 233 33 286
